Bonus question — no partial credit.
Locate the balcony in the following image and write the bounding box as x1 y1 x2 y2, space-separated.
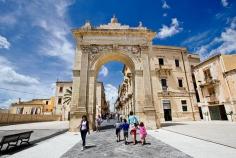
162 86 168 91
207 95 219 104
156 64 172 77
199 77 220 87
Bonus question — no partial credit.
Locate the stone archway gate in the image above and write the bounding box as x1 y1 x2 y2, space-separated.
69 18 160 131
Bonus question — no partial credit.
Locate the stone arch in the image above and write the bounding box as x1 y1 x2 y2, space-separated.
91 51 136 73
88 51 136 129
69 18 160 132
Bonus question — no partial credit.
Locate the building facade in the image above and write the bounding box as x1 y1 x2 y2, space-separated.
115 48 201 122
10 98 54 115
96 82 109 117
116 65 134 117
194 54 236 121
54 81 73 121
55 81 108 121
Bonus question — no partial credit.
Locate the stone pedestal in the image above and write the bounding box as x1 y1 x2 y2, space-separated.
69 110 86 132
143 107 160 129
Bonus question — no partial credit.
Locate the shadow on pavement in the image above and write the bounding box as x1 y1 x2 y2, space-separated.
100 125 115 131
85 145 96 149
161 122 186 127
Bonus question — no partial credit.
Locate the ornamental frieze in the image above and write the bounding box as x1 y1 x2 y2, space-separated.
80 44 144 67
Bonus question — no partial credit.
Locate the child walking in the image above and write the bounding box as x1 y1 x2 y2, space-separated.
115 120 122 142
122 119 129 145
139 122 147 145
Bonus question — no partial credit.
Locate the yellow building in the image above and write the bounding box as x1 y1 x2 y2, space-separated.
10 98 55 115
194 54 236 121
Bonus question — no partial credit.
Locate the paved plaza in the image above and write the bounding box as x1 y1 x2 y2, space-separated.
161 121 236 148
1 121 236 158
61 128 190 158
0 121 69 156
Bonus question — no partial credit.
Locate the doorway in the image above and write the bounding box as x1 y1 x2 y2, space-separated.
163 100 172 121
209 105 228 120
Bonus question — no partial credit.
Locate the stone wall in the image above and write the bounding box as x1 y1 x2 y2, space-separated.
0 113 61 125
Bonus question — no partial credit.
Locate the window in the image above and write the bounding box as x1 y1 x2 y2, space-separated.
159 58 164 65
181 100 187 111
46 101 49 105
178 79 183 87
161 79 167 91
203 69 212 81
59 87 63 93
58 98 62 104
175 59 180 67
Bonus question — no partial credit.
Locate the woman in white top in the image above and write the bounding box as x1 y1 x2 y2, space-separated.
79 115 90 151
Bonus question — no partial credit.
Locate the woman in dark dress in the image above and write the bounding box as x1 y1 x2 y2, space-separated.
79 115 90 151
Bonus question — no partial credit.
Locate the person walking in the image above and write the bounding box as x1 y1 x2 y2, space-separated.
79 115 90 151
122 119 129 145
128 111 139 145
139 122 147 145
96 115 103 132
106 114 110 123
114 120 122 142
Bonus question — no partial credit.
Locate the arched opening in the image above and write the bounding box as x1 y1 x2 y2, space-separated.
90 52 135 129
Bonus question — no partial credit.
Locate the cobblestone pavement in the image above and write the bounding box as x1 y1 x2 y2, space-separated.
61 128 191 158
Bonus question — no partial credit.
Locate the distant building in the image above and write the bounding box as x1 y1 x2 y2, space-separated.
96 82 109 117
54 80 108 120
0 108 9 113
116 65 133 117
54 81 73 121
194 54 236 121
10 98 54 115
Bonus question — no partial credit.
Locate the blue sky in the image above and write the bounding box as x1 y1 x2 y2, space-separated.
0 0 236 109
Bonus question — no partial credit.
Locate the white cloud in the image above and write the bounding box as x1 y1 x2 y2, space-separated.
162 0 170 9
221 0 228 7
29 1 75 65
157 18 182 39
0 1 74 65
0 56 39 86
0 56 54 108
0 1 75 108
99 65 109 77
163 13 168 17
0 35 10 49
196 17 236 59
104 84 118 112
181 31 210 46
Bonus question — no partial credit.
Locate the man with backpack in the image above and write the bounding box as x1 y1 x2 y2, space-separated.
128 111 139 145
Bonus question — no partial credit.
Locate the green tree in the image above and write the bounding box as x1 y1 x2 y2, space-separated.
63 87 72 105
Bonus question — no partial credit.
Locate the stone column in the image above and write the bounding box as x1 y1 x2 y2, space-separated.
87 70 96 130
141 46 159 129
150 69 161 128
70 47 89 132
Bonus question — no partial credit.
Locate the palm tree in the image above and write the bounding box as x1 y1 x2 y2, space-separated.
63 87 72 105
